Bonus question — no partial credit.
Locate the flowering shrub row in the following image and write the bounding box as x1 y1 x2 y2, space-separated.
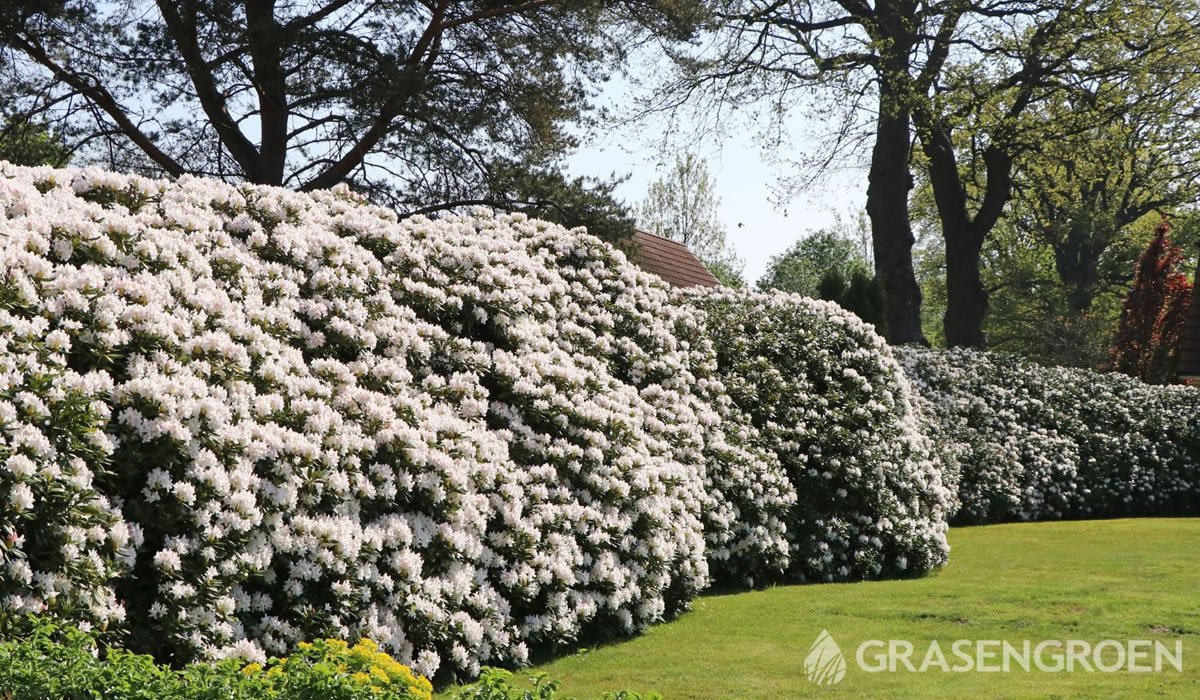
0 164 949 678
0 164 716 677
682 289 952 581
899 348 1200 523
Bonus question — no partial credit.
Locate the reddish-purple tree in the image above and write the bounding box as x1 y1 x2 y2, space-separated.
1109 219 1194 383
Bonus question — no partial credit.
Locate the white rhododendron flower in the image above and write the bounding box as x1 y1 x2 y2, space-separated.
900 347 1200 523
0 163 957 679
682 288 953 581
0 164 726 675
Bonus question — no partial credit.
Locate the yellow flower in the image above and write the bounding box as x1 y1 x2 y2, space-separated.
369 666 390 684
240 663 263 675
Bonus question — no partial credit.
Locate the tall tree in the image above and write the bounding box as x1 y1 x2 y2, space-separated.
912 0 1199 346
1011 93 1200 318
0 0 702 228
658 0 985 344
757 225 870 297
638 152 746 281
656 0 1198 346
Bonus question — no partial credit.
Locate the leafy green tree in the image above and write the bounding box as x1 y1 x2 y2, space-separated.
0 117 71 167
766 217 886 333
655 0 1199 348
659 0 1074 344
0 0 703 230
638 152 746 282
914 180 1126 364
914 199 1198 368
912 0 1199 347
980 219 1121 368
1009 97 1200 318
909 13 1200 359
758 226 870 297
707 258 748 288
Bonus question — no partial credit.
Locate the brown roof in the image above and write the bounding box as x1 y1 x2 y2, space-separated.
1179 258 1200 379
626 229 721 288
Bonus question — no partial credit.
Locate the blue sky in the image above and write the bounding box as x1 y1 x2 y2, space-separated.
565 79 866 285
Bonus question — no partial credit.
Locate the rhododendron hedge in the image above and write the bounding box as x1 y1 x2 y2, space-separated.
0 164 948 679
900 348 1200 524
682 289 952 581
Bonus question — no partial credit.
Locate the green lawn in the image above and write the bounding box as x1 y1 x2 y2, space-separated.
446 519 1200 699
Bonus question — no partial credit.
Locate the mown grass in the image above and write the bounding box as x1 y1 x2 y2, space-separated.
444 519 1200 699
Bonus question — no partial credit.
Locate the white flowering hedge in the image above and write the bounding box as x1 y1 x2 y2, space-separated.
0 163 848 679
899 348 1200 524
681 289 952 582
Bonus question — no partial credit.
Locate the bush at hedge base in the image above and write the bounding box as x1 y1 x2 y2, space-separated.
899 347 1200 524
682 288 952 582
0 619 433 700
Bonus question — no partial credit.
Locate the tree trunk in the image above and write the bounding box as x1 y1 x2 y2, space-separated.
916 114 987 347
1051 220 1105 315
917 111 1012 348
943 232 988 347
246 0 289 184
866 85 926 345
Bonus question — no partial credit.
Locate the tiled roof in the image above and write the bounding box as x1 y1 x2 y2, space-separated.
1179 259 1200 380
626 229 721 289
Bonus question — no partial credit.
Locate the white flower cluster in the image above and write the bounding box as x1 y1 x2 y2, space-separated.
899 348 1200 523
0 163 845 678
681 288 953 582
0 309 135 626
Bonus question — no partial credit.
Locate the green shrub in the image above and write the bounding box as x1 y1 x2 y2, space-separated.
0 619 432 700
450 667 659 700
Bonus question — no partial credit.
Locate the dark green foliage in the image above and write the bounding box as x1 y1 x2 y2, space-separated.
482 162 636 244
0 620 433 700
706 258 746 288
0 118 71 167
842 270 888 337
0 1 704 221
758 229 870 298
450 668 660 700
816 268 846 302
815 268 887 335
